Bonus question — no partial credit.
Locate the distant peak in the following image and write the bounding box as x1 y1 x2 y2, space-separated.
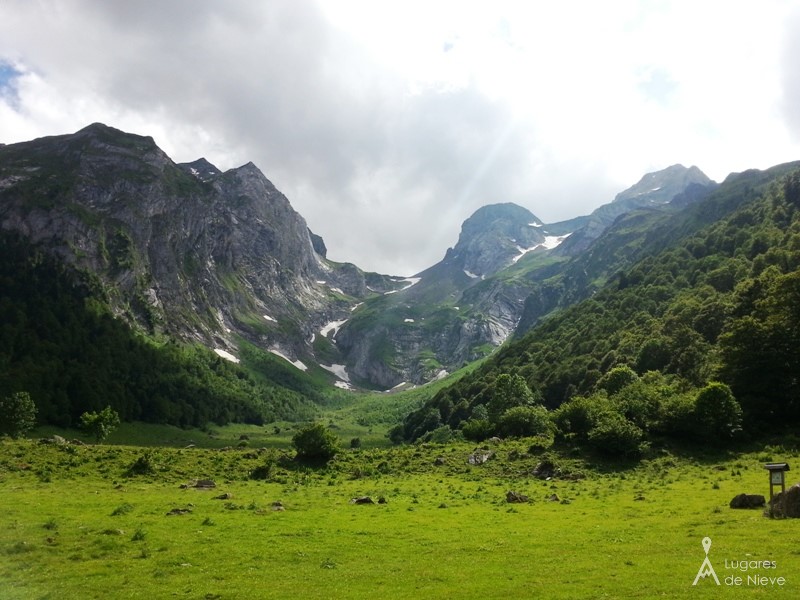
614 164 712 204
179 157 221 181
78 122 113 133
74 122 157 148
467 202 537 223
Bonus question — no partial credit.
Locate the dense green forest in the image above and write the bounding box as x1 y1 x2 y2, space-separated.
396 167 800 451
0 233 320 428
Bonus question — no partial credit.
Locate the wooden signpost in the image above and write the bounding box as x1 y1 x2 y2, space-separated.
764 462 790 518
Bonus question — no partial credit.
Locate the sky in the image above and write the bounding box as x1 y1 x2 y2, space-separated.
1 1 800 276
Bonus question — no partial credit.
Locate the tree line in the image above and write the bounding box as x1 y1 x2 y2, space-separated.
395 169 800 454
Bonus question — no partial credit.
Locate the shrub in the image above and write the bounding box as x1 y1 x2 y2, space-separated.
587 413 646 458
0 391 37 439
597 366 639 395
693 382 742 440
421 425 460 444
388 424 405 445
292 422 340 463
487 374 537 422
552 394 613 440
126 451 159 476
79 406 120 443
656 393 696 438
497 405 553 438
461 419 494 442
527 433 555 453
350 437 362 449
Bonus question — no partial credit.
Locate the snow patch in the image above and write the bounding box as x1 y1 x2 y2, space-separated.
190 167 199 177
350 302 364 312
433 369 449 381
650 186 662 192
386 277 421 294
214 349 240 364
263 314 277 322
320 363 350 382
268 348 308 371
316 280 326 285
464 270 480 279
529 221 543 227
309 333 316 344
334 381 354 390
320 318 348 339
512 233 571 263
542 233 570 249
329 287 344 295
404 318 415 323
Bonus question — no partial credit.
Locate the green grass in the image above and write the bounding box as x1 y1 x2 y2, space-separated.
2 437 800 599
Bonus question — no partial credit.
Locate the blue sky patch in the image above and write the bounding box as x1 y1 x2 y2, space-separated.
0 61 22 105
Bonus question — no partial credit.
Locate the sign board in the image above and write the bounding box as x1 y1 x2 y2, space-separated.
771 471 784 485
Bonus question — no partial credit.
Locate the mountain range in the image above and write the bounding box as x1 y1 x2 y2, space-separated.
6 123 798 432
0 124 721 396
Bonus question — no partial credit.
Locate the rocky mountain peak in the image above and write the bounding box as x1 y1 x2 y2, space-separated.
554 164 715 256
448 202 545 277
179 157 221 182
613 164 711 205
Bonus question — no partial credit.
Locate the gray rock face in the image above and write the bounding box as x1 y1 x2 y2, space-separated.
0 123 378 364
554 164 713 256
335 202 555 388
447 203 545 278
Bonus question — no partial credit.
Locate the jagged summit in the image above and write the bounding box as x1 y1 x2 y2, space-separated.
179 157 221 182
554 164 715 256
0 123 398 376
446 202 546 278
613 164 711 205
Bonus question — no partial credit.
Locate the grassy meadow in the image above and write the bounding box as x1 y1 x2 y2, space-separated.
2 430 800 599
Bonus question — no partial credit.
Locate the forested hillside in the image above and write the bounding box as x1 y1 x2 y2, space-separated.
396 164 800 449
0 233 324 428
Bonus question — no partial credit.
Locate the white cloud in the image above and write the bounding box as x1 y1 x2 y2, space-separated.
1 0 799 275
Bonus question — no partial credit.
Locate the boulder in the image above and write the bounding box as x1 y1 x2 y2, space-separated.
729 493 766 509
271 501 285 512
506 491 529 504
350 496 375 505
39 435 67 445
768 484 800 517
166 508 192 516
547 493 561 502
434 456 446 466
468 451 494 465
214 493 234 500
533 460 559 480
194 479 216 489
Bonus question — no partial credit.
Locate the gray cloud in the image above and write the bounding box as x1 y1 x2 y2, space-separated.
0 1 689 275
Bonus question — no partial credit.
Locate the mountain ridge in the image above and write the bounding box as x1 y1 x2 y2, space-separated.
0 123 727 400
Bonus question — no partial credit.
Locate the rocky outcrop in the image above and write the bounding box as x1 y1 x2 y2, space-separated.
768 484 800 517
0 123 386 366
335 203 559 388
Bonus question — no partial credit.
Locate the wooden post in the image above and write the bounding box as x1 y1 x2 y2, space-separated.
765 463 790 518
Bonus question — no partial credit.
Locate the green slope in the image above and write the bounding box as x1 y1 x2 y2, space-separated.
398 164 800 444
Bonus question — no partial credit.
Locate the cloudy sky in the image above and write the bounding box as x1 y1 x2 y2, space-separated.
1 1 800 275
